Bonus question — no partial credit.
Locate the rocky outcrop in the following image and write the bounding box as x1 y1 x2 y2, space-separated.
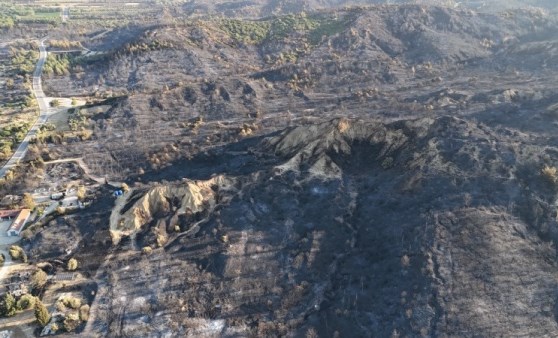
109 176 233 244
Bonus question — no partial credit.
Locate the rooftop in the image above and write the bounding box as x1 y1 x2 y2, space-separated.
7 209 31 233
0 209 21 219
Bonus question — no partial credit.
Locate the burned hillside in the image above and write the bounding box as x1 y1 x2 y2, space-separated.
5 2 558 337
39 6 558 180
64 116 558 337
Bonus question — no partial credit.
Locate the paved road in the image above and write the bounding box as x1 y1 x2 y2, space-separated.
0 38 50 180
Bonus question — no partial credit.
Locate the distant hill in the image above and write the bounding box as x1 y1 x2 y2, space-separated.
182 0 557 17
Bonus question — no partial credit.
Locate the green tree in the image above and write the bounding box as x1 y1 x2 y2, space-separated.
30 269 48 291
49 99 60 107
34 299 50 327
20 229 32 240
9 245 26 262
61 296 80 309
67 297 80 309
0 293 16 317
67 258 78 271
16 294 36 311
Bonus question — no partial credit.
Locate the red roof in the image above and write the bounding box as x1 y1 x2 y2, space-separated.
0 210 20 219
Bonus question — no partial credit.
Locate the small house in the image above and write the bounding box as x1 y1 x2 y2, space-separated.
6 209 31 237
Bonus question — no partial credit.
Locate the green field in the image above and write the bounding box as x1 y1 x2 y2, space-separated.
0 4 61 27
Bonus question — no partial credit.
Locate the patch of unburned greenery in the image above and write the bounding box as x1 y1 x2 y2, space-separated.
308 15 352 45
219 19 271 44
268 13 320 39
0 122 33 161
218 13 352 46
43 54 71 76
0 4 60 27
9 46 39 76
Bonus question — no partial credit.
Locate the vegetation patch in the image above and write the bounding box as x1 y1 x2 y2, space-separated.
219 19 271 44
0 4 60 27
218 13 351 45
43 54 71 77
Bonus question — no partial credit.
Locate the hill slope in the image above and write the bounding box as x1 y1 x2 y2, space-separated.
73 116 558 337
20 4 558 337
43 5 558 178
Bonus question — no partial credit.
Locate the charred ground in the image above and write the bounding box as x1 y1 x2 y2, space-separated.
74 115 558 337
4 3 558 337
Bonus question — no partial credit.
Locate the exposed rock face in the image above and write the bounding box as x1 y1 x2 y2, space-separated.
109 176 233 244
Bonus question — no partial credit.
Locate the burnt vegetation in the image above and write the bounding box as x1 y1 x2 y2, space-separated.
4 1 558 337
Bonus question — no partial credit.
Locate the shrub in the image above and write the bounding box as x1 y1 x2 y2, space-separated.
9 245 26 262
79 304 90 321
34 299 50 326
61 296 81 310
49 99 60 107
542 165 557 183
121 183 129 192
76 186 86 201
56 300 66 311
63 312 80 332
30 269 48 290
142 246 153 255
67 258 78 271
306 328 319 338
56 206 65 215
16 294 35 311
401 254 411 267
381 157 394 169
0 293 16 317
22 192 35 209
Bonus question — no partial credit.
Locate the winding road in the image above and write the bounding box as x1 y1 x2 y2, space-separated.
0 38 50 180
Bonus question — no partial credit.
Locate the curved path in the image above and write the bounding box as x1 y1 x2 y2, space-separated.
0 38 50 179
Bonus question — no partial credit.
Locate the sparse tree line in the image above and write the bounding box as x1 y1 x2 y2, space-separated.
48 40 83 50
0 42 39 161
0 122 32 161
43 54 71 77
9 45 39 76
2 43 39 112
